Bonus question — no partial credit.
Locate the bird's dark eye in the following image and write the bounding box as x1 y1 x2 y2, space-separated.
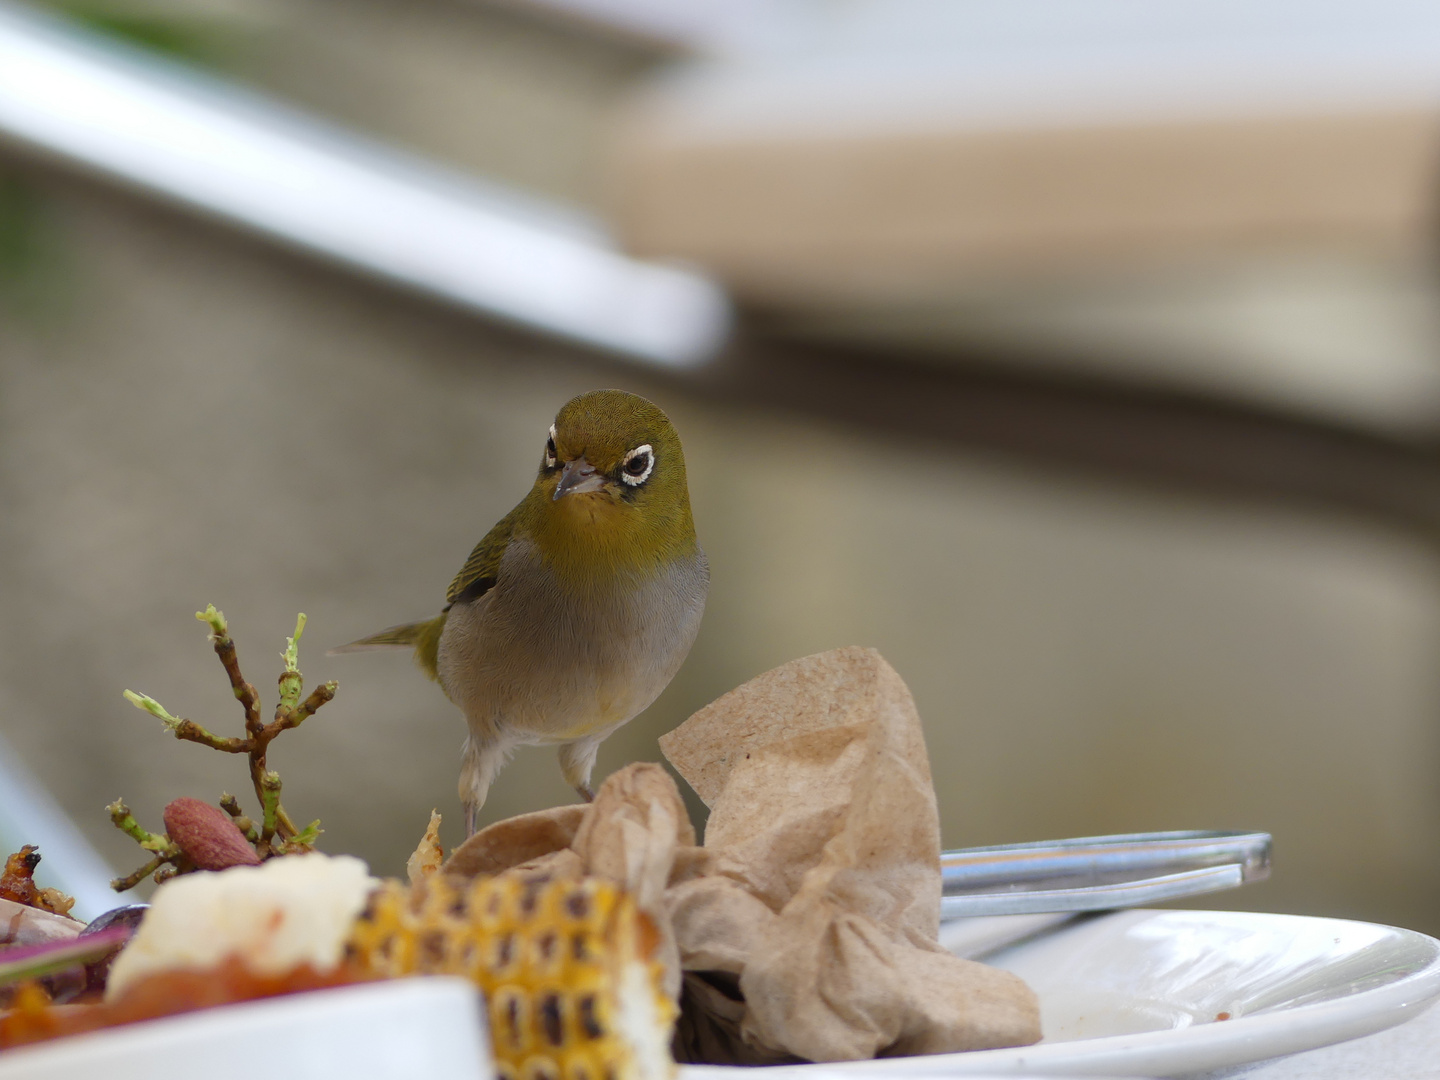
620 444 654 486
544 425 558 469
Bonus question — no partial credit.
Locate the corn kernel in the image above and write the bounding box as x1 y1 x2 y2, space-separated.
348 874 675 1080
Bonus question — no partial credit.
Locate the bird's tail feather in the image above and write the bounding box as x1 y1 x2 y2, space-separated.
329 623 429 651
328 614 446 682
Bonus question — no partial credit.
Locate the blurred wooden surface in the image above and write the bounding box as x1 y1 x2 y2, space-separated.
613 105 1440 297
603 0 1440 432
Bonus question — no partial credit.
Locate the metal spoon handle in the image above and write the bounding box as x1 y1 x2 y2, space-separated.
939 829 1270 918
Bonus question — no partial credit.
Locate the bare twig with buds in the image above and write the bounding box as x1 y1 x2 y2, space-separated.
107 608 335 891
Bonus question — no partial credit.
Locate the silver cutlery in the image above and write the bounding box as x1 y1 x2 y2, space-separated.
940 829 1271 919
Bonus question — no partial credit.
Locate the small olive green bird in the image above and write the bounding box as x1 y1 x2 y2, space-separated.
333 390 708 835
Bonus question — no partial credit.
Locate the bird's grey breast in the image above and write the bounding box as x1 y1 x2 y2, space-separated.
437 537 707 743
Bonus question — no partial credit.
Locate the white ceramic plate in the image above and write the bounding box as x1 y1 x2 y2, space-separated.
3 911 1435 1079
0 977 492 1080
682 909 1440 1078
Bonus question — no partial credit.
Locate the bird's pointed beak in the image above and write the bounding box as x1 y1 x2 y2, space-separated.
553 455 607 500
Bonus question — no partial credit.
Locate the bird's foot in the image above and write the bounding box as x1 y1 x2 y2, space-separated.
575 783 595 803
464 803 477 837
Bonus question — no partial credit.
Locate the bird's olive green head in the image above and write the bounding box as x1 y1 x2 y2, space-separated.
523 389 697 575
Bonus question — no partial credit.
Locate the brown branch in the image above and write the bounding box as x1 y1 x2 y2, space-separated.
293 680 337 724
218 793 260 844
246 757 273 832
111 854 168 892
107 799 172 854
265 682 336 737
197 605 263 738
171 719 248 753
118 608 335 868
259 772 283 847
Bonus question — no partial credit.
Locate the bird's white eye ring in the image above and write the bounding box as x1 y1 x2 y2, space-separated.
544 424 558 469
620 444 654 486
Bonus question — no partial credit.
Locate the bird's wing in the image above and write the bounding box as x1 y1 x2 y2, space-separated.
446 506 519 605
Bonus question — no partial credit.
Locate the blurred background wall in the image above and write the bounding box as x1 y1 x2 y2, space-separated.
3 0 1440 934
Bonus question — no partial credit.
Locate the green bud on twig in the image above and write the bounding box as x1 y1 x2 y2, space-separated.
288 819 322 847
122 689 181 730
259 770 282 844
195 603 228 638
284 613 306 673
277 613 308 712
107 798 175 854
111 854 166 892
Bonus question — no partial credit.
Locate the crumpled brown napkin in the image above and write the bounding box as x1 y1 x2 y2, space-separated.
443 646 1040 1064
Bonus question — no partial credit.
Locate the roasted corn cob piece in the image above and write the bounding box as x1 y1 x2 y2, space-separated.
348 873 676 1080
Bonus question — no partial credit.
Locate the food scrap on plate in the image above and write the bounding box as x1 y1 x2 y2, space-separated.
0 849 75 919
0 638 1040 1075
447 646 1041 1064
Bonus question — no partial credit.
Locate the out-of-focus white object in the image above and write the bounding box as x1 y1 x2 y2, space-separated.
611 0 1440 291
685 910 1440 1078
0 978 492 1080
597 0 1440 432
0 732 116 923
0 1 729 367
105 854 377 999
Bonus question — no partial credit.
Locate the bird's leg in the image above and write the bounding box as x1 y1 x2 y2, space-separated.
558 738 601 804
458 734 510 837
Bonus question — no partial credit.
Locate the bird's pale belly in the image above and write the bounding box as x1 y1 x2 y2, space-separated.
435 538 707 748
